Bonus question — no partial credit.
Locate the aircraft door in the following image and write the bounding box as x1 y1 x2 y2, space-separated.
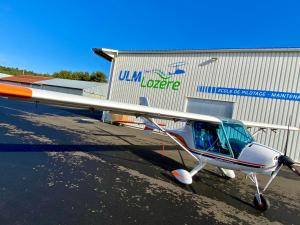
193 121 233 157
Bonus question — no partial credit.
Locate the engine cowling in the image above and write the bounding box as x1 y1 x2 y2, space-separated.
238 143 281 168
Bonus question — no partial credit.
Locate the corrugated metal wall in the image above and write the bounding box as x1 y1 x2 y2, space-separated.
36 85 83 95
108 50 300 162
83 83 108 99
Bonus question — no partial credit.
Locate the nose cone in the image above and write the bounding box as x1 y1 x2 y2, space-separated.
238 143 281 167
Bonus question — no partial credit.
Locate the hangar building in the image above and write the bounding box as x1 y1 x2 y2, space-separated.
94 48 300 162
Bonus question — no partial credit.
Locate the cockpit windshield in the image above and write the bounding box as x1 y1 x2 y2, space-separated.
221 120 254 158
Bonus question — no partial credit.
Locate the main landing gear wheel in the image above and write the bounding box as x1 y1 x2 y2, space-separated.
253 194 270 211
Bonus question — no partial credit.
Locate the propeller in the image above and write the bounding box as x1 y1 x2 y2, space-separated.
278 155 300 176
277 116 300 177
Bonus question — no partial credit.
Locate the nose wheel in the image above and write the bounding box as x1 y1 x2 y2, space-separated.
253 194 270 211
248 173 272 211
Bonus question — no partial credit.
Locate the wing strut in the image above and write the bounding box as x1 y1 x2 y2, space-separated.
143 117 199 162
144 117 208 185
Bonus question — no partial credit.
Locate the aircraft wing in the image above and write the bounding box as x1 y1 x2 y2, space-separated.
0 83 299 131
242 120 300 131
0 83 221 123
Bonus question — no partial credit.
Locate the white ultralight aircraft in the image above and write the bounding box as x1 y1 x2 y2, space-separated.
0 83 299 211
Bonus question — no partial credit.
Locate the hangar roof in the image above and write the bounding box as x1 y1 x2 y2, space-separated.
93 47 300 61
0 75 106 91
36 78 103 90
0 75 53 84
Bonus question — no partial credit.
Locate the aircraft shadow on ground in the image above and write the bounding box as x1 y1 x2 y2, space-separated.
91 145 259 212
129 148 256 207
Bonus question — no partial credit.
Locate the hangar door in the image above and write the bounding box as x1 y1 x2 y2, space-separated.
185 98 234 118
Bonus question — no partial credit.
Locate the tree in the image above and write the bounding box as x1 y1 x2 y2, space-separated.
0 65 48 76
90 71 107 82
0 65 107 83
75 72 90 81
53 70 73 79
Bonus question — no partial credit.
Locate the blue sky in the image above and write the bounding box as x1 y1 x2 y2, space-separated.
0 0 300 76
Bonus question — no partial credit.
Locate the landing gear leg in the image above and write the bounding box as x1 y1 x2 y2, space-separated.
190 162 206 177
249 173 270 211
144 117 203 185
218 167 236 179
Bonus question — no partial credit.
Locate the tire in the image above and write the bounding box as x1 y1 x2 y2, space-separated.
253 194 270 211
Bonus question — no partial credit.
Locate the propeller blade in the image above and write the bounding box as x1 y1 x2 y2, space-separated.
278 155 299 176
279 155 300 176
278 155 294 167
289 164 300 176
283 116 292 156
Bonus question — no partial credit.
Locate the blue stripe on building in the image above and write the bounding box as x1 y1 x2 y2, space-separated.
197 86 300 102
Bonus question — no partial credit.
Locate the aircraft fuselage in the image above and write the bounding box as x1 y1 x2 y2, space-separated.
170 120 281 175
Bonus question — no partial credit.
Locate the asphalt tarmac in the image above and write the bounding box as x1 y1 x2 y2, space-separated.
0 98 299 225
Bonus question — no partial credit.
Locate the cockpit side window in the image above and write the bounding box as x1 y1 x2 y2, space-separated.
193 121 232 157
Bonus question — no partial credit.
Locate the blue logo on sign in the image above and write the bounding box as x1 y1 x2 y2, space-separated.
118 70 142 82
118 62 186 82
145 62 186 79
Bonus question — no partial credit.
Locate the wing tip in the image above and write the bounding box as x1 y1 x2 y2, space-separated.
0 83 32 98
